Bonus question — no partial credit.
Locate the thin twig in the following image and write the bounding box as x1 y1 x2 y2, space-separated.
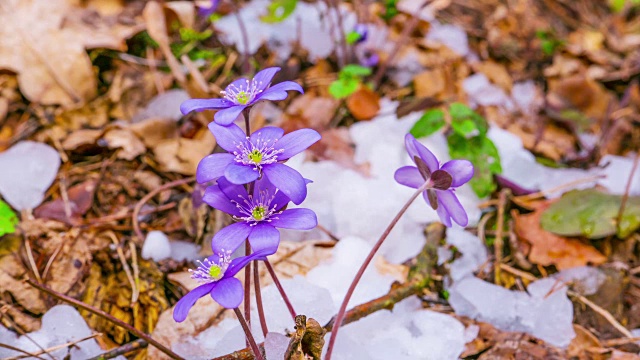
132 177 196 242
24 279 183 360
494 189 509 285
264 260 296 320
6 333 102 360
568 290 634 339
0 343 46 360
85 339 148 360
23 238 42 283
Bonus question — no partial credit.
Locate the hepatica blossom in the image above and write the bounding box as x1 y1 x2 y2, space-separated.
197 122 320 204
395 134 474 227
204 177 317 254
180 67 303 125
173 246 275 322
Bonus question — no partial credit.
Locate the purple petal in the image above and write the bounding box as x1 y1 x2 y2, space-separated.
437 190 468 227
257 81 304 102
203 185 243 217
440 160 474 188
173 282 215 322
250 126 284 146
212 222 252 254
404 134 439 172
252 67 281 92
433 191 452 227
394 166 424 188
196 153 234 184
248 223 280 253
208 122 248 152
180 98 233 114
226 249 273 277
214 105 246 125
274 129 321 160
217 177 249 201
270 208 317 230
254 177 290 210
263 163 307 205
210 277 243 309
225 78 250 93
224 164 260 185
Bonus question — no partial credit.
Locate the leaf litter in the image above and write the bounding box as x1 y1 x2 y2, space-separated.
0 0 640 359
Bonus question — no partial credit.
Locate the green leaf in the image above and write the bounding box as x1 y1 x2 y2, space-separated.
346 31 362 45
540 189 640 239
261 0 299 23
179 28 213 42
447 133 502 198
0 200 18 237
449 102 488 136
410 109 446 138
340 64 372 78
329 78 360 99
610 0 626 12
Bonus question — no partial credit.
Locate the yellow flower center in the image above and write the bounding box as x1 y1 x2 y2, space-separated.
236 91 249 104
208 264 222 279
248 149 263 164
252 206 266 221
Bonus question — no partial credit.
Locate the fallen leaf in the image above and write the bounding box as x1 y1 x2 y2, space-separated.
142 1 186 83
102 128 147 160
0 255 47 314
513 201 606 270
34 180 97 225
346 86 381 121
0 0 141 106
152 130 216 175
413 69 446 98
129 117 180 148
283 94 340 131
41 229 92 295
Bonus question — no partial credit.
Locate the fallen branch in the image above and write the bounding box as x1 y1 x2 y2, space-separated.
85 339 148 360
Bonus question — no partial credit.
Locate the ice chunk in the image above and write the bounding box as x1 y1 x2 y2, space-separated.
0 141 61 210
463 73 514 110
141 230 171 261
464 324 480 343
598 154 640 195
169 240 200 261
446 227 488 281
426 22 469 57
265 332 289 359
449 277 575 348
553 266 605 296
410 310 466 359
512 81 541 115
307 237 396 307
260 275 336 333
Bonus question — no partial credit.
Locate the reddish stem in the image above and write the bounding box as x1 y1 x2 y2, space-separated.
254 261 269 337
233 308 264 360
324 180 431 359
264 260 297 320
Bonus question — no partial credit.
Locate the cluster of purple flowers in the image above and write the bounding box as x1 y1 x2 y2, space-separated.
174 67 319 322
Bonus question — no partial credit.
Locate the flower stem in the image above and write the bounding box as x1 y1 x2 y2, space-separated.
244 242 252 329
233 308 264 360
253 261 269 337
324 180 431 359
264 259 296 320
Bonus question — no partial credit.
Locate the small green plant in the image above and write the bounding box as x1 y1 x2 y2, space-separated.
170 27 220 61
261 0 299 23
410 103 502 198
610 0 640 12
328 65 372 99
381 0 399 21
536 30 564 56
0 200 18 237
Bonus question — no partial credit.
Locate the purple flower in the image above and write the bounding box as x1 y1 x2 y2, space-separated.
203 177 317 254
198 0 220 18
196 122 320 204
180 67 304 125
394 134 474 227
173 246 275 322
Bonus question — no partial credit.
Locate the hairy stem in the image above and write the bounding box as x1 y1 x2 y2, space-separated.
244 242 252 348
324 180 431 359
234 308 265 360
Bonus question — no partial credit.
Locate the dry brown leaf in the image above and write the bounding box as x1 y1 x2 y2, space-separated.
61 129 104 151
0 256 47 314
34 180 97 225
567 324 601 358
152 130 216 175
41 229 92 296
129 117 180 148
474 61 513 91
413 69 446 98
283 94 340 131
346 86 380 121
142 1 186 83
103 128 147 160
513 201 606 270
0 0 141 106
311 128 368 174
164 1 196 29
